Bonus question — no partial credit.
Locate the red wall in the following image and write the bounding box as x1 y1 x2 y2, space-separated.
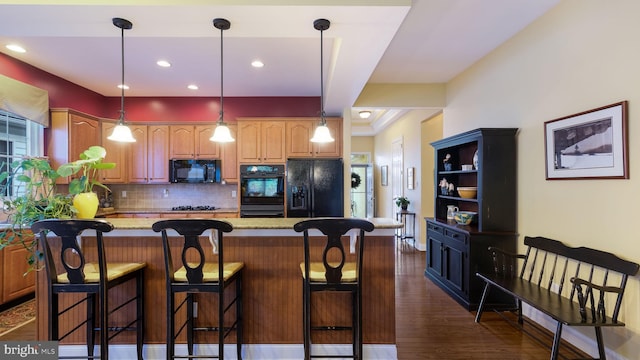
102 96 321 123
1 52 321 121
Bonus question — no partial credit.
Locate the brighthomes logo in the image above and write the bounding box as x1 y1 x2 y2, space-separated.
1 342 57 359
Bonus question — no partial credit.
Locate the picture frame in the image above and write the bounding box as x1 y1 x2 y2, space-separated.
407 167 415 190
544 101 628 180
381 165 388 186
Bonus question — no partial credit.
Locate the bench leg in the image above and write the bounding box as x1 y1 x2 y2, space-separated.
475 283 491 323
517 299 523 325
550 322 563 360
595 327 606 360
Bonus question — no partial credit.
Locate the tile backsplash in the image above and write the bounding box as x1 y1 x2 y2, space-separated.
105 183 239 210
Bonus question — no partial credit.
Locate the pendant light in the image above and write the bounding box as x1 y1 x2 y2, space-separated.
107 17 136 143
209 18 235 143
310 18 335 143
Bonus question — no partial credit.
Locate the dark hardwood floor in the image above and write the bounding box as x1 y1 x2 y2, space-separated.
1 243 590 359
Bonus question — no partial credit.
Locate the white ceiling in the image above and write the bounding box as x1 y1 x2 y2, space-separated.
0 0 559 135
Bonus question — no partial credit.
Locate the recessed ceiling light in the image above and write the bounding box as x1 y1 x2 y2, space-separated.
359 110 372 119
117 84 129 90
6 44 26 53
187 84 199 90
157 60 171 68
251 60 264 68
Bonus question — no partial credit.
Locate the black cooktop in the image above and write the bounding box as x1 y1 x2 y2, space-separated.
171 205 218 211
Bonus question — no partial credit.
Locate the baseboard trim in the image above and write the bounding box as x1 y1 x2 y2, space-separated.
59 343 398 360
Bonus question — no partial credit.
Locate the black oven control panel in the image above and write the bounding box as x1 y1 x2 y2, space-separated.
240 164 285 176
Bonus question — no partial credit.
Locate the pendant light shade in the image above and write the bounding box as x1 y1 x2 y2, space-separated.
107 17 136 143
210 18 235 143
310 18 334 144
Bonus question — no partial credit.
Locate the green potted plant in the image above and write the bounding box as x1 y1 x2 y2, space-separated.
57 145 115 219
395 196 410 211
0 156 74 268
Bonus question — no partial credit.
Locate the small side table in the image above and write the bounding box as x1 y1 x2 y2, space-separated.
395 211 416 250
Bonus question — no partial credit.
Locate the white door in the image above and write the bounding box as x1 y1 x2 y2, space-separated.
391 138 404 215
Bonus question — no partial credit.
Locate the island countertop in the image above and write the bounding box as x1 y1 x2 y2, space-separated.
104 216 401 230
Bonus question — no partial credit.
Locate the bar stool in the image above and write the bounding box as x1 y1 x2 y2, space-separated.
152 219 243 360
31 219 146 360
293 218 375 360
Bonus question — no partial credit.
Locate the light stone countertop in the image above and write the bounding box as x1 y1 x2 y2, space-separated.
105 217 401 230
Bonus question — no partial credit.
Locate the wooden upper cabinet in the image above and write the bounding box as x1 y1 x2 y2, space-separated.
286 117 342 158
170 125 220 159
129 125 169 183
220 123 238 183
237 120 285 163
195 125 220 158
128 125 149 183
100 121 128 183
148 126 170 182
48 109 101 183
169 125 194 158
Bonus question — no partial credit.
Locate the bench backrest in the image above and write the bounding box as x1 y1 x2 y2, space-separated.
490 236 639 323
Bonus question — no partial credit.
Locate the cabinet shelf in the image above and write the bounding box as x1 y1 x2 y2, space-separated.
437 195 478 203
439 170 477 175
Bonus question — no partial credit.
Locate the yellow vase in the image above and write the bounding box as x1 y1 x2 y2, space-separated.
73 192 99 219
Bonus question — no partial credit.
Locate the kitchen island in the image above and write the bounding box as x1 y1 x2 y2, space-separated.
35 217 400 359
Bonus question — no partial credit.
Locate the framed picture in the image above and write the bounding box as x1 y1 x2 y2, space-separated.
544 101 628 180
381 165 388 186
407 167 415 190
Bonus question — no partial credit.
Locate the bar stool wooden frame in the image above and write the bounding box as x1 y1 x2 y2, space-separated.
294 218 375 360
152 219 243 360
32 219 146 360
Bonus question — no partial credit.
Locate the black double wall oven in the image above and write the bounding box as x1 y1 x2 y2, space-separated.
239 164 285 218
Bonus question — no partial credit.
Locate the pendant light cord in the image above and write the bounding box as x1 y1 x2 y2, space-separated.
320 27 325 126
119 25 126 124
219 25 224 124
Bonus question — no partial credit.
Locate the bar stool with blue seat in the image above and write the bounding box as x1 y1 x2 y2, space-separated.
293 218 375 360
31 219 146 360
152 219 243 360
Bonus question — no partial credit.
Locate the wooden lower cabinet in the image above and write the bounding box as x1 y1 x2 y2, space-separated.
425 219 516 310
1 243 36 305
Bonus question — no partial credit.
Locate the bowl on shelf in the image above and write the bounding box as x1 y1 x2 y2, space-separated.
457 186 477 199
453 211 477 225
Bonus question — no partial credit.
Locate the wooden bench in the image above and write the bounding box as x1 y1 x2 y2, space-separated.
475 236 639 360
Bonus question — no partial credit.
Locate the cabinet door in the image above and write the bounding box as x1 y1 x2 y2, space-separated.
238 121 261 163
148 126 170 183
195 125 220 158
261 121 286 163
101 121 128 183
128 126 149 183
443 245 465 294
220 124 238 183
69 113 100 166
426 232 444 277
286 118 341 158
170 125 195 158
286 121 313 157
49 110 101 184
313 118 342 157
2 244 35 302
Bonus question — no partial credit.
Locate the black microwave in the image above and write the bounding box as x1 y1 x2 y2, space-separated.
170 159 221 183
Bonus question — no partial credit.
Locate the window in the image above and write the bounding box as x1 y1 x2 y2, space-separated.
0 110 44 197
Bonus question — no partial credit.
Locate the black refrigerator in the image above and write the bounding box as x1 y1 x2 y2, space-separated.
286 159 344 217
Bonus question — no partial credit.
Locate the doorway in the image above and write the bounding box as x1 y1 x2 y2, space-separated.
350 153 373 218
